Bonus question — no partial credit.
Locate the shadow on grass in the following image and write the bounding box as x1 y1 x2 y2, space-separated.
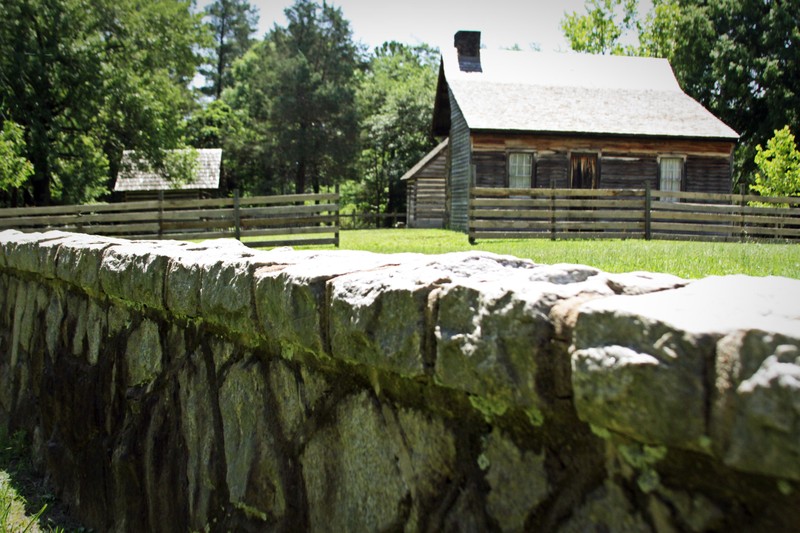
0 429 89 533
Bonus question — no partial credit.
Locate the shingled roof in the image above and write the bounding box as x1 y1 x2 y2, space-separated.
401 139 449 181
434 46 739 140
114 149 222 192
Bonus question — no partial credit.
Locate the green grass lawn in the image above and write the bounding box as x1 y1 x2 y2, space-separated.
317 229 800 279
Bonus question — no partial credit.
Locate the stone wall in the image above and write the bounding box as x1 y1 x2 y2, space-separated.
1 229 798 532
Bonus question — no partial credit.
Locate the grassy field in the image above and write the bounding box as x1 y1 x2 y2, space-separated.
309 229 800 279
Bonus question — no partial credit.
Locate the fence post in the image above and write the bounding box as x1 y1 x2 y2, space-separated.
234 189 241 241
550 179 556 241
739 182 747 242
158 190 164 239
334 184 340 248
644 182 652 240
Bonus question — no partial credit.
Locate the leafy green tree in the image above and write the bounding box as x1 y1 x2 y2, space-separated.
668 0 800 184
224 0 361 195
751 126 800 199
355 42 439 223
0 0 208 205
218 42 279 195
561 0 640 55
637 0 680 60
200 0 259 100
0 120 34 206
264 0 362 194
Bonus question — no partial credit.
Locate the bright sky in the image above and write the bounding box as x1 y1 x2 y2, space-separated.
198 0 653 53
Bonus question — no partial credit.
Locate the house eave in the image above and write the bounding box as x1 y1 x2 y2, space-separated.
468 128 740 144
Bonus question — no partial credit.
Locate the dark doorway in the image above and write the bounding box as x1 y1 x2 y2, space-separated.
571 154 598 189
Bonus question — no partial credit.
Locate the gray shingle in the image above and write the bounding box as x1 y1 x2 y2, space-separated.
442 49 739 140
114 149 222 192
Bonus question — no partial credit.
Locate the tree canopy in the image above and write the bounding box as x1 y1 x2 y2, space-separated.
354 42 439 220
0 120 34 206
560 0 640 55
222 0 362 195
752 126 800 199
200 0 259 100
0 0 209 206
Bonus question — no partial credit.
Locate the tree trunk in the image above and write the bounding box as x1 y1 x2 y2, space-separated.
295 160 306 194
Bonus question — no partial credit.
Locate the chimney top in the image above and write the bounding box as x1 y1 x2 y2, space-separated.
454 31 482 73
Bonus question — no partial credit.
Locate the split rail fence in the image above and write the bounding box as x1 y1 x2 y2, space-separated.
0 190 340 248
469 186 800 243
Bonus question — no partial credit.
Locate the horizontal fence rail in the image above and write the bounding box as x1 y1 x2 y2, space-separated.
469 187 800 243
0 190 340 249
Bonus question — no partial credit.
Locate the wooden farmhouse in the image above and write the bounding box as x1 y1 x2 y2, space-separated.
402 138 448 228
114 148 222 202
432 31 740 231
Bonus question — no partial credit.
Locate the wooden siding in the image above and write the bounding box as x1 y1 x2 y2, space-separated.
468 133 734 194
474 152 506 188
685 155 733 194
535 152 569 188
406 143 448 228
600 155 658 189
472 133 735 157
408 176 446 228
448 89 472 231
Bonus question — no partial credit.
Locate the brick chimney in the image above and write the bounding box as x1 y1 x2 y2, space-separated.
454 31 482 72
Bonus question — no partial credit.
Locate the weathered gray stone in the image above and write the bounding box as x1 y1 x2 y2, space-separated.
1 231 52 274
199 258 262 342
44 286 65 361
382 405 457 531
0 229 23 268
164 254 206 318
11 231 80 279
329 251 540 377
68 295 104 365
302 392 408 532
559 480 652 533
327 255 437 376
255 250 390 357
572 275 800 455
268 358 331 441
100 243 173 310
3 231 800 532
572 342 708 449
482 428 549 532
605 271 687 295
219 358 285 524
55 234 124 294
124 319 162 387
435 262 614 420
178 347 218 526
714 331 800 480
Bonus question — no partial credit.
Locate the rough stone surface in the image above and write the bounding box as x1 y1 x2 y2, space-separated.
0 230 798 532
714 331 800 480
573 275 800 466
301 392 409 532
482 428 549 532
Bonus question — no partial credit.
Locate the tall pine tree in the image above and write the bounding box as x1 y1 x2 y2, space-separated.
260 0 362 194
201 0 259 100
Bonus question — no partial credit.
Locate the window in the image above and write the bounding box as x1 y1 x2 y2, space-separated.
659 157 683 201
508 153 533 188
